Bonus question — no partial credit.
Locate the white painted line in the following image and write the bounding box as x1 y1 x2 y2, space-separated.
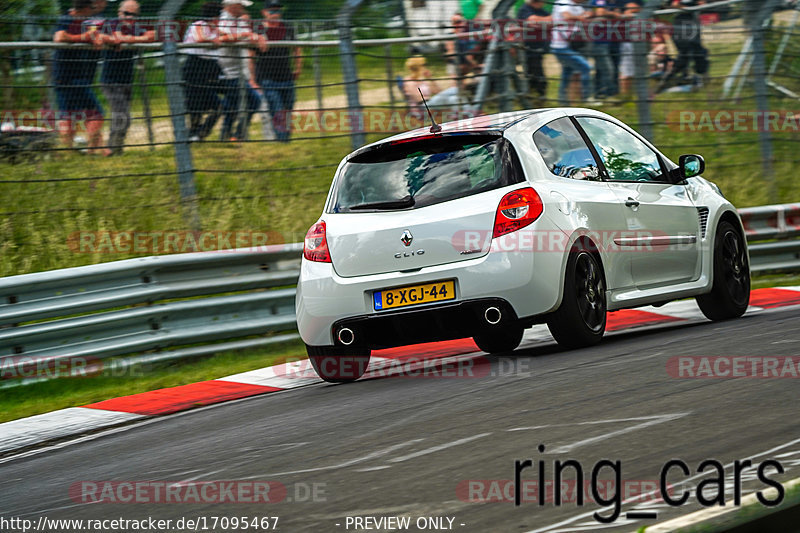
0 407 144 454
216 359 320 389
639 300 707 320
548 413 689 454
239 438 426 478
388 433 492 463
644 476 800 533
522 324 554 343
508 413 689 433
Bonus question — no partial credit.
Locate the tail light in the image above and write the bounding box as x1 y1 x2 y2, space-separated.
493 187 543 238
304 221 331 263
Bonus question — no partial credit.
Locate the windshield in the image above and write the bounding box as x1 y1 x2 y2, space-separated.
328 135 524 213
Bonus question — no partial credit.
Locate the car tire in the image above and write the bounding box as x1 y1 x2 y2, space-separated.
547 244 606 349
473 325 524 354
696 220 750 321
306 345 371 383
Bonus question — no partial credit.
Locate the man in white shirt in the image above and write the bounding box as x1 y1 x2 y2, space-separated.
551 0 597 106
215 0 267 141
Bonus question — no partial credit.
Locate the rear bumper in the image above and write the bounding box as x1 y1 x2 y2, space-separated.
296 239 566 346
329 298 520 350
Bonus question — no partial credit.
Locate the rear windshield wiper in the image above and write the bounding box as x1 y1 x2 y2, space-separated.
348 195 415 211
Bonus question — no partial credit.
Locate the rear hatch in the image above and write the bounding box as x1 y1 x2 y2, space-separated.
324 133 525 278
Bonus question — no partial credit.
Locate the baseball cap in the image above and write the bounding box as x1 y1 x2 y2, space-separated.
222 0 253 6
264 0 283 8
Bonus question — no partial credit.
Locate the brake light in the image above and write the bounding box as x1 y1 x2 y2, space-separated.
493 187 543 238
304 221 331 263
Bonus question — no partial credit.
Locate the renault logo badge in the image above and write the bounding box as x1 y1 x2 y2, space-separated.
401 230 413 247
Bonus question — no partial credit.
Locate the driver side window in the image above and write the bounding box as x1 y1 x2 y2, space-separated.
576 117 664 183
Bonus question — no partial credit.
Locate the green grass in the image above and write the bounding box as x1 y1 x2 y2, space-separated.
0 339 308 424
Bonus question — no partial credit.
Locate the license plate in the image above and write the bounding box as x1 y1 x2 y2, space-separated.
373 280 455 311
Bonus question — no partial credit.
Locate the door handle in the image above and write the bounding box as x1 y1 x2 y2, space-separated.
625 198 640 208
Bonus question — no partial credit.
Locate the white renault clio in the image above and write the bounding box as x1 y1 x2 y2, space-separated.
296 109 750 382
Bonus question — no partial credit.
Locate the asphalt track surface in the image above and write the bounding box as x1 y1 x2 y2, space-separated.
2 306 800 533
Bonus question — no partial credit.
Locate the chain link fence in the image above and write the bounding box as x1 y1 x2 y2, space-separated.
1 0 799 277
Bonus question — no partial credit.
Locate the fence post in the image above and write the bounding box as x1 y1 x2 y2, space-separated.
747 0 780 203
136 52 155 151
163 40 201 231
633 0 660 142
312 46 323 123
385 44 396 110
338 0 365 150
158 0 200 230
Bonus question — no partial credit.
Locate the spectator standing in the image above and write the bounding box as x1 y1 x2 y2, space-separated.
516 0 551 101
254 0 302 143
53 0 105 152
551 0 597 106
182 1 223 141
618 1 642 97
657 0 709 93
100 0 155 155
444 14 482 92
215 0 267 141
590 0 621 100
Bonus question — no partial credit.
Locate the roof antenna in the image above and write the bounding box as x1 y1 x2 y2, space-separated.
418 88 442 133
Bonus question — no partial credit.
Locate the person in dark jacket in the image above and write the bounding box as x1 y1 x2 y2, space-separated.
254 0 302 142
656 0 709 93
53 0 105 152
517 0 551 100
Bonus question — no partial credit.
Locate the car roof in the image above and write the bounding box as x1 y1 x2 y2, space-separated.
349 108 617 154
345 107 625 162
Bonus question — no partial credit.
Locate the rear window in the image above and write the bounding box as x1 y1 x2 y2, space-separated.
328 135 524 213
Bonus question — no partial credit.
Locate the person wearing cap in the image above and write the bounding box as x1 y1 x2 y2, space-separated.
254 0 302 142
215 0 268 141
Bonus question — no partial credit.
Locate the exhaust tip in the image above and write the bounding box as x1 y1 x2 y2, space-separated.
484 307 502 325
337 327 355 346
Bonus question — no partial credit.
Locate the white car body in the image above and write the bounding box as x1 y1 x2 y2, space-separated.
295 108 749 378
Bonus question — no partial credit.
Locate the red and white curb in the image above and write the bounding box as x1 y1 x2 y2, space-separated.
2 287 800 456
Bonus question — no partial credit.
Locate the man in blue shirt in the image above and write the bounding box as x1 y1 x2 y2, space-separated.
53 0 105 152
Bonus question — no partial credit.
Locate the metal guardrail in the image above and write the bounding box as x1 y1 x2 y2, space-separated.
740 203 800 272
0 205 798 387
0 244 302 387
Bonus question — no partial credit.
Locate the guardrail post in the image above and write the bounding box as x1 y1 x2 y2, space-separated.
338 0 365 150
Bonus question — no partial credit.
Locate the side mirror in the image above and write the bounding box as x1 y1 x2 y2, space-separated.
679 154 705 179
